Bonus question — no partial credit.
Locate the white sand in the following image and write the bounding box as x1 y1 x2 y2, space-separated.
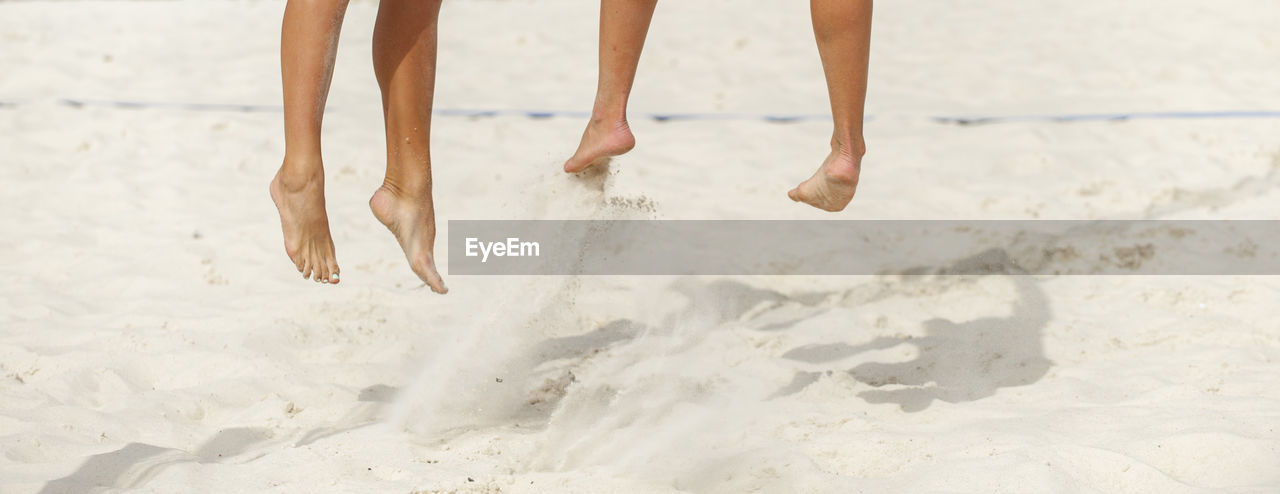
3 0 1280 492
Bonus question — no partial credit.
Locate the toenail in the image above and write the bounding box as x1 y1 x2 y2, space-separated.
330 273 340 281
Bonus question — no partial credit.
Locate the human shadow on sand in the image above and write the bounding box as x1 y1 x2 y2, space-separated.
776 274 1052 412
39 387 398 492
39 427 275 493
544 267 1051 414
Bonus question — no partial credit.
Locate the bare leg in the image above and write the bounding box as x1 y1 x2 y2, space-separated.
368 0 447 294
563 0 658 173
788 0 873 212
270 0 349 284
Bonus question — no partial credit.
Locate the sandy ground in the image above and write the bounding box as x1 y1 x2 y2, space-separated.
3 0 1280 492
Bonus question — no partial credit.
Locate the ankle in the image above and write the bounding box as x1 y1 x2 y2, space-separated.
609 117 633 136
585 113 635 146
276 156 324 190
588 103 628 128
832 136 867 159
379 176 432 199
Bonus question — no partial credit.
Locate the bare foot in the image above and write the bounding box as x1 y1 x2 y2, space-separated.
787 147 863 212
369 184 447 294
269 162 340 284
563 117 636 173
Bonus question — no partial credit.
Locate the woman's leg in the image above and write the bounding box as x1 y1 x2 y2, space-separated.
270 0 349 284
367 0 448 294
788 0 873 212
563 0 658 173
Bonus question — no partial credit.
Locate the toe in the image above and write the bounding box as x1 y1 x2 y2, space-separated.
327 261 340 284
285 248 302 267
565 156 609 174
413 257 448 294
310 247 328 282
564 158 588 174
425 265 448 294
426 273 448 294
787 187 802 202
